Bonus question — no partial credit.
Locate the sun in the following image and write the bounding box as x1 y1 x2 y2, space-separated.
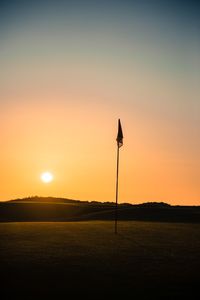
41 172 54 183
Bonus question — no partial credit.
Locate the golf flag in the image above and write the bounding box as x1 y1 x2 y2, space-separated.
116 119 123 148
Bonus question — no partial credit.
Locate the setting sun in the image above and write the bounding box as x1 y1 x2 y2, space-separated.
41 172 54 184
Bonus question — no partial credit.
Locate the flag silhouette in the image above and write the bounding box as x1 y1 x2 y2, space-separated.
116 119 123 148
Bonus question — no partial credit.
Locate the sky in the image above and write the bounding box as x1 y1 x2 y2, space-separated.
0 0 200 205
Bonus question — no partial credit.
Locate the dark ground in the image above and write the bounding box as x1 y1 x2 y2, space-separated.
1 221 200 299
1 197 200 223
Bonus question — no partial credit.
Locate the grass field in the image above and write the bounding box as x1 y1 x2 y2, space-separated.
1 221 200 298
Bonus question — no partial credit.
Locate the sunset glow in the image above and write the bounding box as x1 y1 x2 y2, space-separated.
0 0 199 205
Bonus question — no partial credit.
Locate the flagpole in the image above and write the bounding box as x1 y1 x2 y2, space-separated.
115 144 120 234
115 119 123 234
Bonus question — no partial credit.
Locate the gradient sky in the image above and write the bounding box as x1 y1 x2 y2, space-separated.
1 0 200 204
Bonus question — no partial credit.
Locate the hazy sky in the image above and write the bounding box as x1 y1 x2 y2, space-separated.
1 0 200 204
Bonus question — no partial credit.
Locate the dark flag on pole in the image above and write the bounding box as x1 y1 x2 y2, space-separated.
115 119 123 234
116 119 123 148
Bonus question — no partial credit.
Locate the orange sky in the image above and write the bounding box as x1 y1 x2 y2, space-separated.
1 91 199 205
1 1 200 205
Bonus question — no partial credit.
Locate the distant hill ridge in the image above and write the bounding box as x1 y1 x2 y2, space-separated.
0 196 200 223
9 196 171 208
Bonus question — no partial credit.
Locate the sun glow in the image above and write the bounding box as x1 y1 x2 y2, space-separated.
41 172 54 183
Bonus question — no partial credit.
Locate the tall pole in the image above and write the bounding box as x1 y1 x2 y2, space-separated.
115 145 120 234
115 118 123 234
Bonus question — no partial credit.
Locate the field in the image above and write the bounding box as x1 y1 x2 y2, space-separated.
1 221 200 299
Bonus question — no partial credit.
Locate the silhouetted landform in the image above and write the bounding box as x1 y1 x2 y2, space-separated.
0 196 200 223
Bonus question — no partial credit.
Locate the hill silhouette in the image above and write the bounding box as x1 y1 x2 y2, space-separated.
0 196 200 223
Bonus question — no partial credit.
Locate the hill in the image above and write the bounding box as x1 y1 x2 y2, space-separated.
0 196 200 223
